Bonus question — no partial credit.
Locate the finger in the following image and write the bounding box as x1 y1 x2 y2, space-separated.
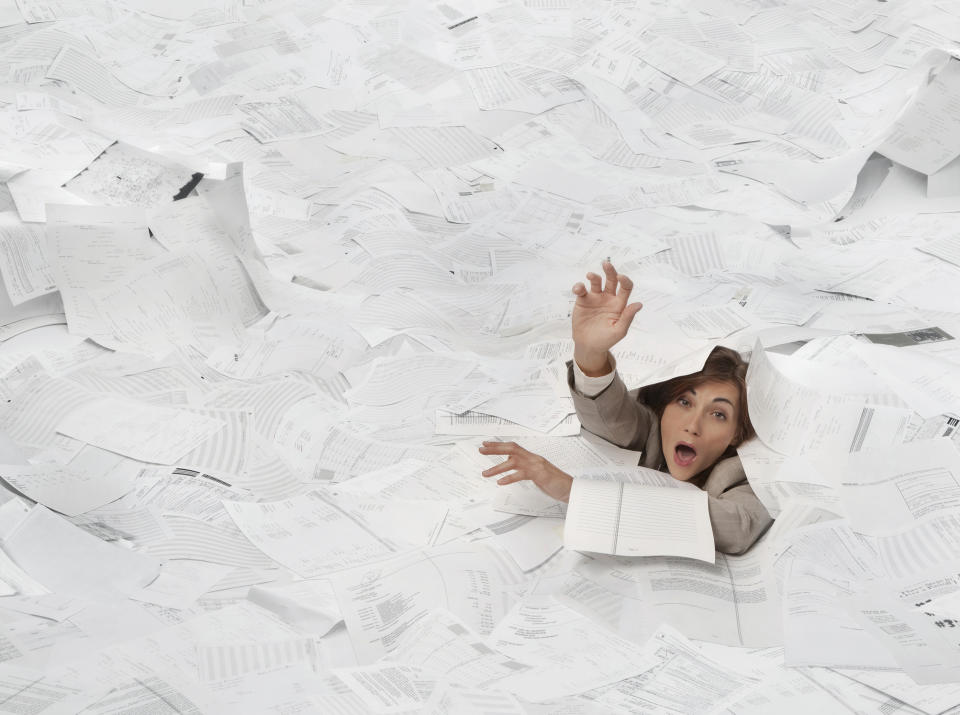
585 272 602 293
571 282 586 297
497 471 529 486
482 458 516 477
616 302 644 334
602 261 618 295
615 274 634 309
479 440 521 455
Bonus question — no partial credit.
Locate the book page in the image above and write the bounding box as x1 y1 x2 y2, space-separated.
564 478 715 562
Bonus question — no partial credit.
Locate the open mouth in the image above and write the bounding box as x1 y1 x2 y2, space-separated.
674 443 697 467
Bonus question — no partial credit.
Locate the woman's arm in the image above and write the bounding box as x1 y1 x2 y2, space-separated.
567 361 661 456
567 261 657 453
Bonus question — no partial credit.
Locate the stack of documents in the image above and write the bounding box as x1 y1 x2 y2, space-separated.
1 0 960 711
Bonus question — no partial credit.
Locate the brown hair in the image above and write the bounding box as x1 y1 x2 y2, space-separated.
638 346 755 448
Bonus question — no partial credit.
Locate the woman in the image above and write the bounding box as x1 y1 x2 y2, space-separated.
480 261 772 554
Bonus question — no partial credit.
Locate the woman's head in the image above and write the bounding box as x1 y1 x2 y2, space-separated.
640 346 754 481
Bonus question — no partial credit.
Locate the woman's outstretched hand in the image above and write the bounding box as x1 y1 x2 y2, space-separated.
571 260 643 376
479 441 573 503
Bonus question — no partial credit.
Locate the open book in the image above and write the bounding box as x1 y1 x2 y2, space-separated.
564 477 715 562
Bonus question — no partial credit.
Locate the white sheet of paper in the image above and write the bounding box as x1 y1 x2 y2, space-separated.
421 684 527 715
576 544 782 647
435 409 581 437
333 664 432 713
490 595 658 702
207 664 329 713
636 35 726 86
746 343 912 455
0 451 138 516
492 480 567 518
89 251 255 356
0 592 86 621
0 505 160 599
589 623 762 713
0 212 56 306
669 303 752 339
238 96 335 143
45 203 166 346
197 637 320 682
63 142 197 210
45 46 140 106
273 413 443 481
836 438 960 535
918 233 960 268
491 514 564 571
564 478 715 562
0 513 50 597
874 512 960 580
850 589 960 684
852 341 960 419
148 195 266 325
515 158 611 203
344 353 476 407
56 396 225 464
878 58 960 175
146 512 278 570
222 491 404 578
332 543 523 663
836 666 960 715
781 556 896 670
247 578 343 637
129 559 234 610
388 609 535 691
472 388 573 433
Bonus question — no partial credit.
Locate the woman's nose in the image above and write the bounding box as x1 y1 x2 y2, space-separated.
684 415 701 435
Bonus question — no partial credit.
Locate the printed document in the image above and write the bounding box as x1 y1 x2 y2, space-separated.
56 396 225 464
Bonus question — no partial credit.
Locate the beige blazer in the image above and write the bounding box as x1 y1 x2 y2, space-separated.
567 362 773 555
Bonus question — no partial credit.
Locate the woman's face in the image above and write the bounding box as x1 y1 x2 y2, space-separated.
659 379 740 481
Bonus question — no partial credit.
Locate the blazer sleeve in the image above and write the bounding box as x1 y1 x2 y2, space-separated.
707 483 773 555
566 360 661 458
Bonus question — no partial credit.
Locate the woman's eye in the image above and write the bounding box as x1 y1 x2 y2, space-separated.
713 411 727 420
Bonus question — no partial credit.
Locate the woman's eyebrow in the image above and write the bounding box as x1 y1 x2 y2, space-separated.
712 397 734 406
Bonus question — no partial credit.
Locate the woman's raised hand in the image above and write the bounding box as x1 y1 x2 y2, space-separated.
479 441 573 503
571 260 643 375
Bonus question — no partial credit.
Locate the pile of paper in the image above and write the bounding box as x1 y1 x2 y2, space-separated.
1 0 960 711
